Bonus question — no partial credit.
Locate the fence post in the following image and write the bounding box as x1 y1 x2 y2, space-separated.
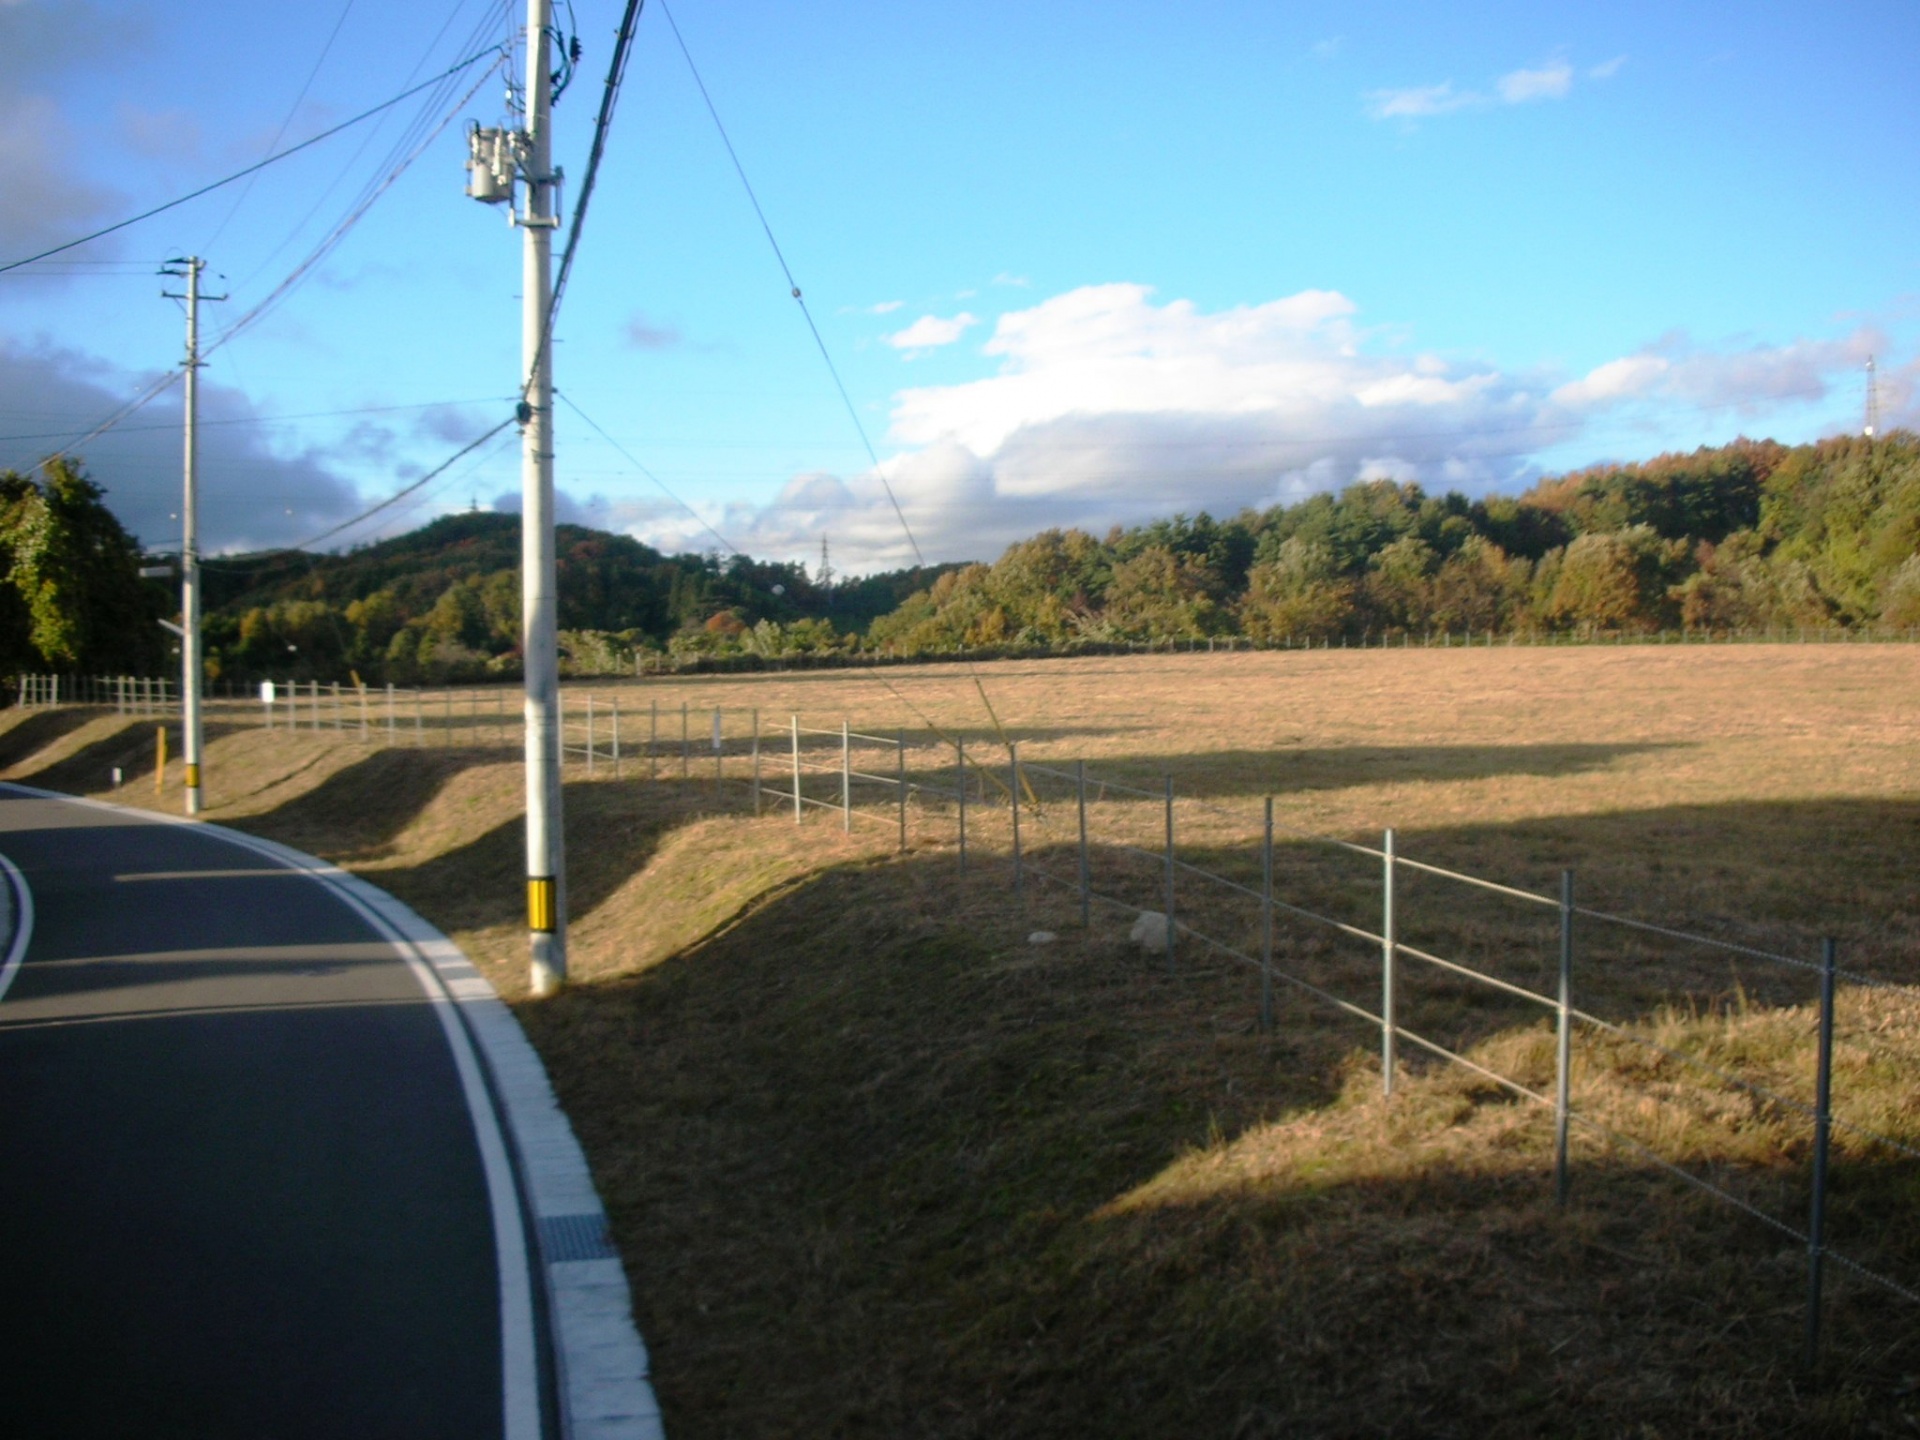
790 715 802 823
751 709 761 815
1556 869 1574 1205
586 694 596 776
649 700 658 780
359 683 369 739
444 688 453 747
714 707 724 801
1076 759 1090 929
681 702 690 780
896 729 907 853
1010 742 1022 895
386 683 396 745
840 720 852 834
556 689 564 764
957 739 967 873
332 681 342 731
414 689 423 745
612 697 621 779
1261 797 1275 1032
1163 776 1176 973
1806 936 1838 1369
1382 827 1396 1096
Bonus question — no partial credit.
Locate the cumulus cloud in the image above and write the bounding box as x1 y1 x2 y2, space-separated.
885 312 978 351
0 337 387 552
631 284 1891 572
1589 55 1627 80
1552 329 1882 413
1368 55 1581 121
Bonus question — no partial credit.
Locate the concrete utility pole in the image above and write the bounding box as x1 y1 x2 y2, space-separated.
469 2 566 993
160 257 222 818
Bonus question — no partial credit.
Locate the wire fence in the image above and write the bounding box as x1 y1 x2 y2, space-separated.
11 676 1919 1361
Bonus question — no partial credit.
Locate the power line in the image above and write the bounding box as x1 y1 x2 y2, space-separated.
0 396 512 445
556 389 743 556
281 415 517 551
520 0 647 405
658 0 925 568
200 0 361 254
0 46 503 276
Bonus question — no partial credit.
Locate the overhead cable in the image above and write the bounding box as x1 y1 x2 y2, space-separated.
556 389 743 556
658 0 924 568
0 46 503 276
520 0 648 405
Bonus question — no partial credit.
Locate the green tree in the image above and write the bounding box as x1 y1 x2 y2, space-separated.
0 458 164 672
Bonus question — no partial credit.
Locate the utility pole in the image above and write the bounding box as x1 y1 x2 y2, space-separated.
1865 355 1880 440
160 256 223 818
469 2 566 993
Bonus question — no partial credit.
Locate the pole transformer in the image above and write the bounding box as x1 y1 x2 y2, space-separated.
469 1 566 993
160 256 222 818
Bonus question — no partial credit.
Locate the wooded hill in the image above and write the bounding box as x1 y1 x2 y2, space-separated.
3 431 1917 682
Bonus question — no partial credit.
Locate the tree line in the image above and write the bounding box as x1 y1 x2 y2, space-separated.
5 431 1917 684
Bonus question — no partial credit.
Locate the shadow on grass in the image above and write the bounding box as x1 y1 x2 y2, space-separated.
510 796 1919 1440
0 707 110 774
226 745 511 861
1052 741 1687 801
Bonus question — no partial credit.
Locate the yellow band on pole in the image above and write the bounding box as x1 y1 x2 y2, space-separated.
184 763 200 789
527 877 556 932
155 727 167 794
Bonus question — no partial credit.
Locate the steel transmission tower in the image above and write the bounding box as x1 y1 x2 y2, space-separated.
160 256 223 817
467 1 567 994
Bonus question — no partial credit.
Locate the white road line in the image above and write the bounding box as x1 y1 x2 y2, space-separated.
0 786 543 1439
0 850 34 1004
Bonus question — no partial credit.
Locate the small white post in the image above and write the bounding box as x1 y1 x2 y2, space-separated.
841 719 851 833
791 714 802 822
1382 827 1397 1097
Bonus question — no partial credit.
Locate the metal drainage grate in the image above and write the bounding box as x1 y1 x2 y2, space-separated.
538 1212 618 1263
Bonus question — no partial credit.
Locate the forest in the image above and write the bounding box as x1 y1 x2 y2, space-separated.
2 431 1916 683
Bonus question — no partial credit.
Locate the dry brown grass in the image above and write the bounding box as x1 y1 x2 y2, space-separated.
6 644 1919 1436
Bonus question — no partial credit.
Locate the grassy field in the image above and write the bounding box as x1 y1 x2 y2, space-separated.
6 644 1919 1436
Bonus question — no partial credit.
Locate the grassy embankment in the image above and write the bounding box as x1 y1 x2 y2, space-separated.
5 646 1918 1437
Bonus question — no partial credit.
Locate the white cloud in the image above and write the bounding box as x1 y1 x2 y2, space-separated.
868 299 904 314
884 311 979 351
1495 59 1573 104
1311 37 1343 61
1589 55 1627 80
1368 55 1583 122
1553 329 1882 413
1365 82 1475 120
629 286 1893 572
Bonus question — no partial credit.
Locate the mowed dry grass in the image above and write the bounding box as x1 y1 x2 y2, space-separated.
6 643 1919 1436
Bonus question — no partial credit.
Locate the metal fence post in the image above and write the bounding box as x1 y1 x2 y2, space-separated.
612 697 621 778
359 683 369 739
1806 936 1838 1369
896 729 907 853
413 689 423 744
1163 776 1176 973
840 720 852 833
332 681 342 731
790 715 802 823
649 700 658 780
1382 827 1396 1096
386 683 396 745
1076 759 1090 928
1556 869 1575 1205
444 688 453 747
751 709 761 815
586 694 596 776
1261 797 1275 1032
1010 742 1022 895
681 701 690 780
957 738 967 873
714 707 724 801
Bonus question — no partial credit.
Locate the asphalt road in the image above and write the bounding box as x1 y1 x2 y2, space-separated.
0 786 537 1439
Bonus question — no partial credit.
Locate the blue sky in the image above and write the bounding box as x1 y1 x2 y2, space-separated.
2 0 1915 571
